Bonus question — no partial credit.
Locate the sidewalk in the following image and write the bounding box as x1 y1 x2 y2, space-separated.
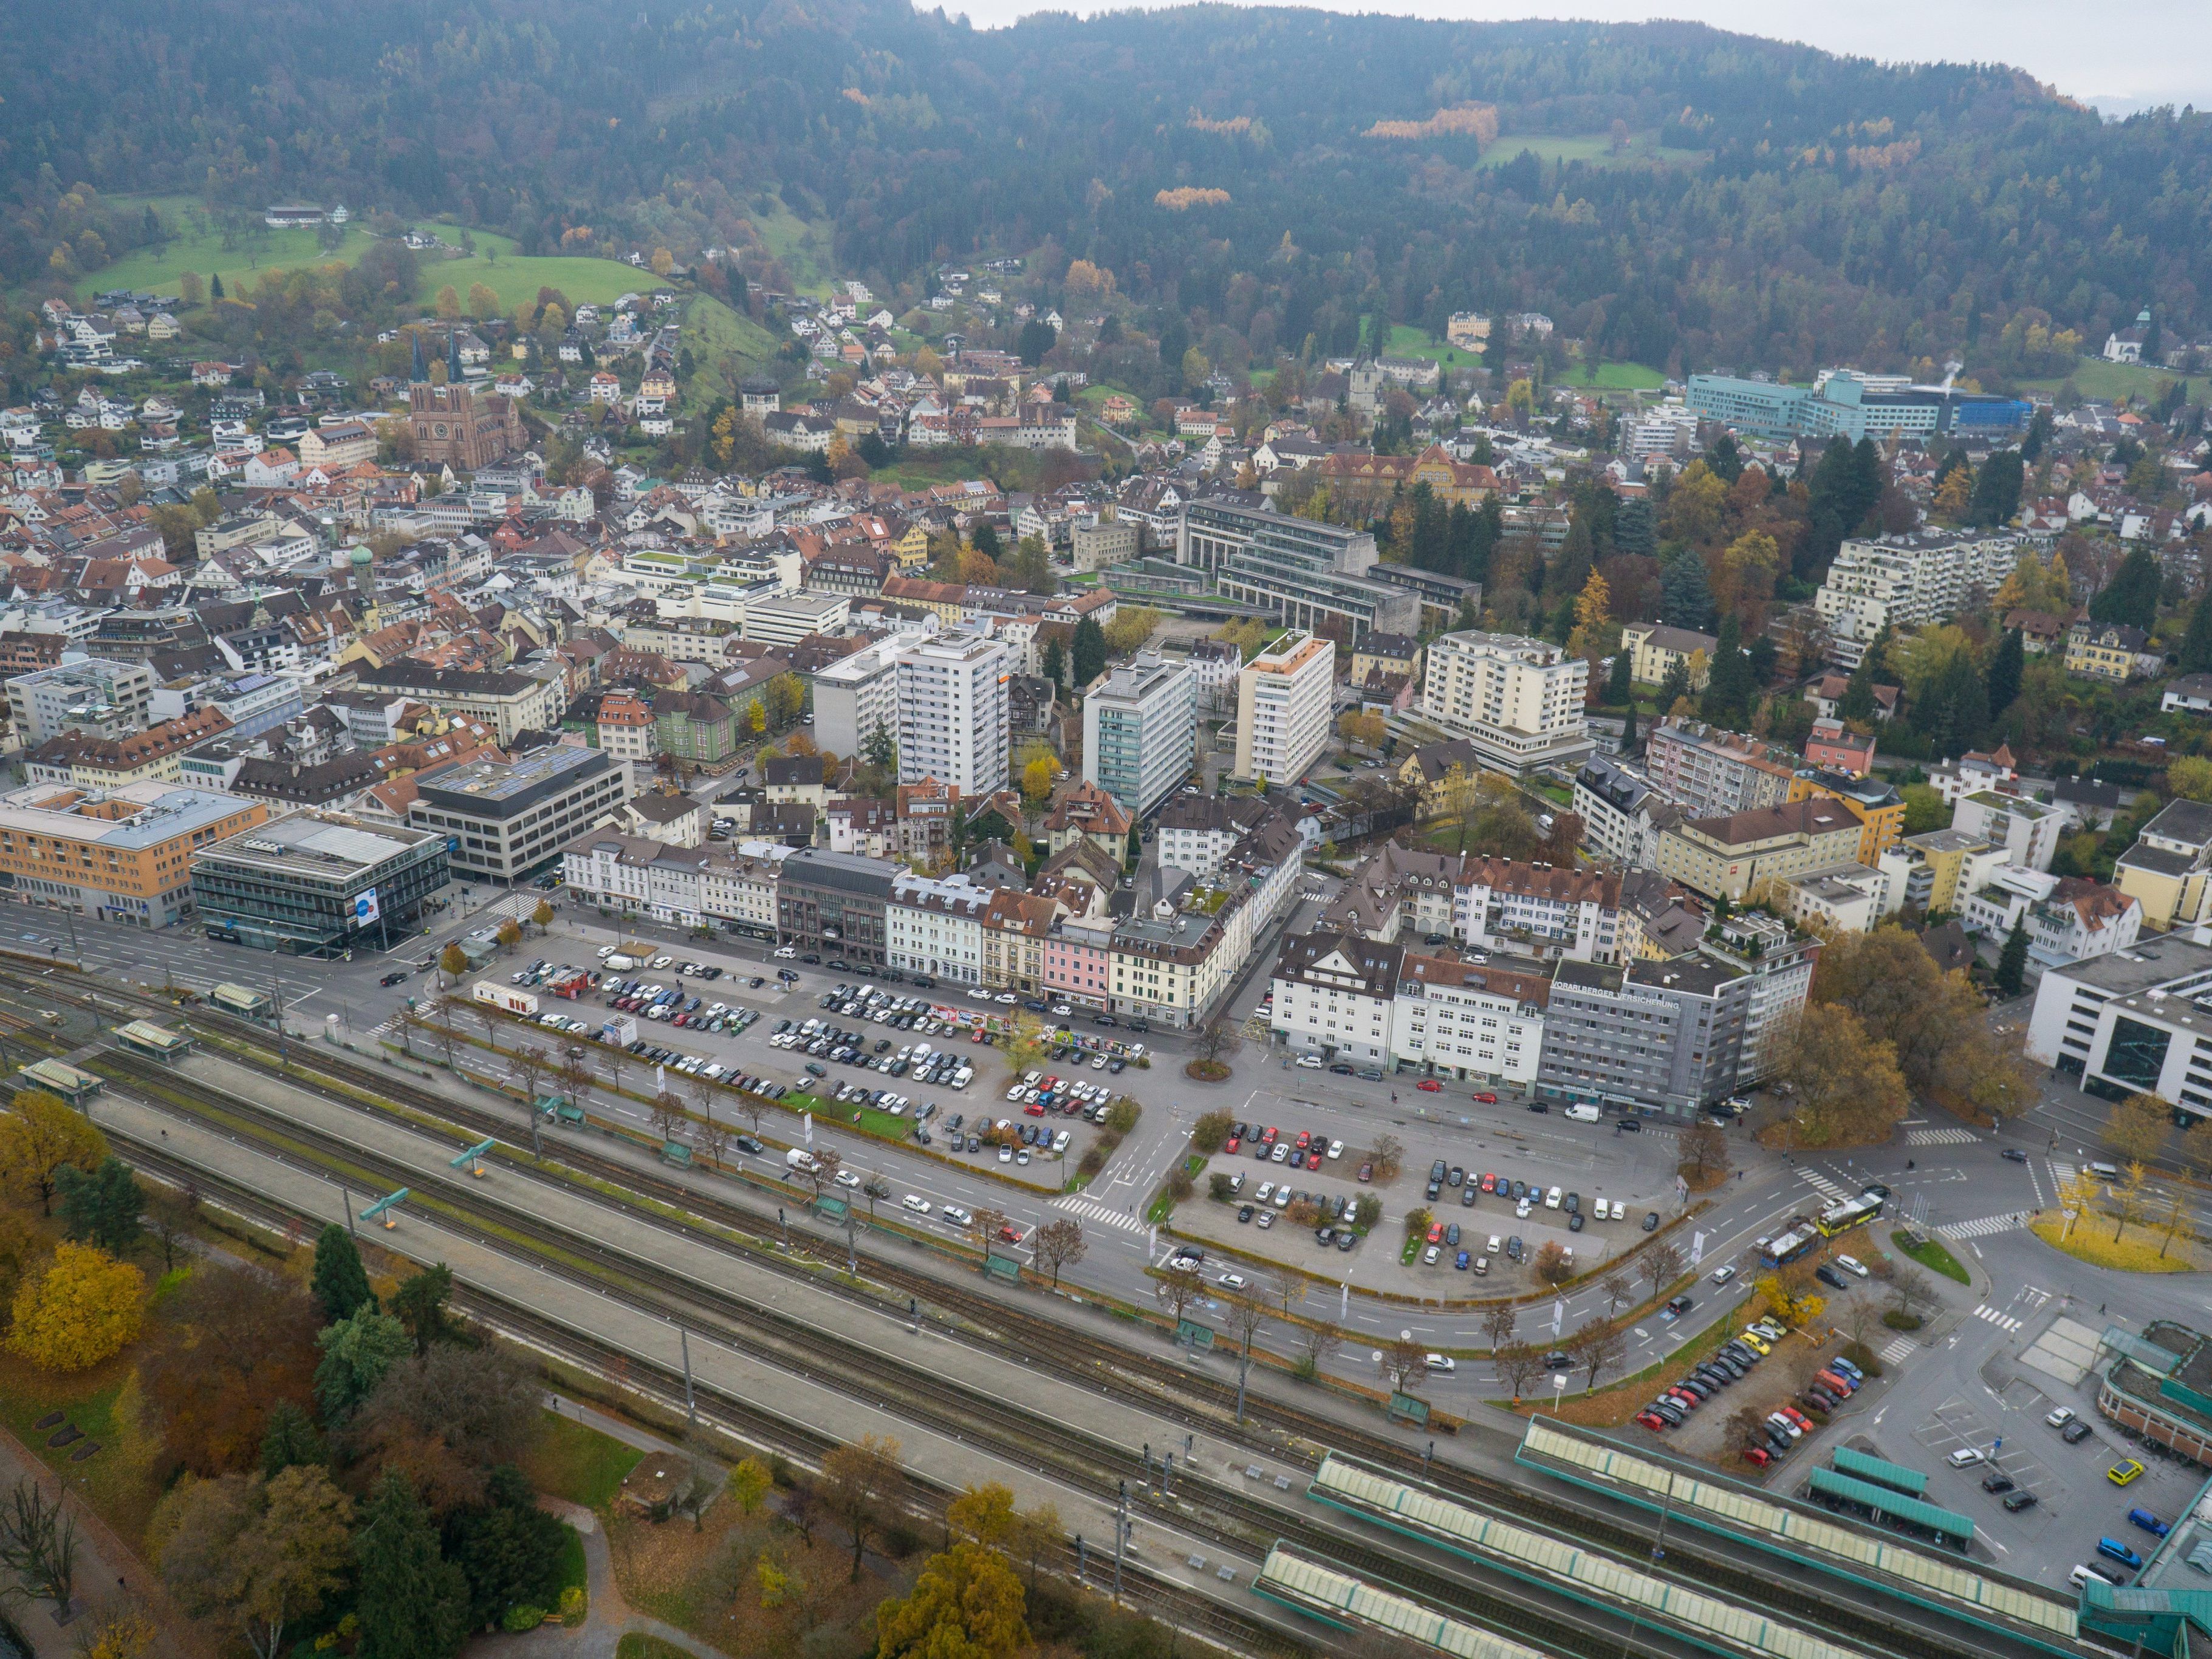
471 1500 722 1659
0 1423 201 1659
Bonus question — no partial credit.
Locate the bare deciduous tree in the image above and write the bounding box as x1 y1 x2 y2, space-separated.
1030 1217 1086 1288
1377 1338 1428 1395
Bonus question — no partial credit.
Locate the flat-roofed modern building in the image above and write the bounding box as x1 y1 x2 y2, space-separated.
1177 498 1419 642
0 779 268 929
776 847 897 965
811 628 925 761
1083 648 1197 819
896 631 1010 796
409 745 627 882
1233 629 1334 786
2024 934 2212 1117
191 811 449 954
6 655 154 745
1421 629 1592 774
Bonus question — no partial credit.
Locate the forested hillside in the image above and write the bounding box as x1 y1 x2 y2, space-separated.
6 0 2212 378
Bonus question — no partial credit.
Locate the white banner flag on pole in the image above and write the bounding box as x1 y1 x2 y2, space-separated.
1552 1298 1564 1335
1691 1230 1707 1265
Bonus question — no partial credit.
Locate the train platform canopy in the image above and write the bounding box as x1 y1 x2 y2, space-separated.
1515 1419 2081 1657
18 1059 100 1103
114 1019 194 1058
1309 1452 1872 1659
1805 1468 1973 1545
211 982 272 1016
1254 1545 1550 1659
1830 1446 1930 1497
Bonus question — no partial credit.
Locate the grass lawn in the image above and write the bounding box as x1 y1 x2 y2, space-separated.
617 1638 695 1659
1481 131 1707 171
68 194 645 319
750 199 838 295
412 247 644 314
519 1411 646 1510
555 1523 589 1598
1571 360 1671 392
679 293 783 414
2017 355 2205 407
70 193 380 301
1386 323 1484 372
1891 1228 1972 1284
2030 1213 2202 1273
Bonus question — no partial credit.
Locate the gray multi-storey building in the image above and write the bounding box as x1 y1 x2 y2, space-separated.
1641 719 1800 820
1176 498 1419 643
1082 649 1197 820
190 812 450 956
409 746 628 883
1535 912 1815 1115
6 655 154 745
776 848 897 966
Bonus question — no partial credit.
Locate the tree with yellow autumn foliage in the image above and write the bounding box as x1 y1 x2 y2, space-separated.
874 1540 1029 1659
1565 568 1612 664
0 1089 108 1216
9 1240 143 1371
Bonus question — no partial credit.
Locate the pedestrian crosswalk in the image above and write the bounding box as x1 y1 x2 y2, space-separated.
1056 1194 1149 1234
1940 1211 2029 1241
1799 1168 1855 1203
2051 1159 2080 1190
1880 1335 1919 1364
1972 1304 2025 1332
1906 1127 1981 1147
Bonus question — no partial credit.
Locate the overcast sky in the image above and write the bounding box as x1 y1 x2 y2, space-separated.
960 0 2212 112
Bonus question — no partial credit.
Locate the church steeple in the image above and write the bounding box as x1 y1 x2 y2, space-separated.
411 330 428 382
447 329 463 383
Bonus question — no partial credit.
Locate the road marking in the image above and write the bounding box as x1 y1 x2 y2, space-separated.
1973 1305 2024 1332
1055 1195 1148 1233
1906 1127 1980 1146
1798 1168 1854 1202
1880 1335 1918 1363
1940 1211 2029 1240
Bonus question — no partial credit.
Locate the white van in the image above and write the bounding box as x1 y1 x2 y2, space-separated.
786 1148 820 1175
2086 1161 2121 1182
2071 1565 2120 1590
1564 1103 1603 1123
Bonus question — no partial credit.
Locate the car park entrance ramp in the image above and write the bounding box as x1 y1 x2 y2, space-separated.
1309 1452 1872 1659
1515 1419 2082 1655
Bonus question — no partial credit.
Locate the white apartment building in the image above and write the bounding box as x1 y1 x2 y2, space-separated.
2023 935 2212 1118
1233 629 1334 785
812 628 923 761
1960 868 2142 970
1814 529 2024 669
1420 630 1592 774
1952 789 2063 872
700 841 793 940
897 631 1011 795
1267 929 1550 1083
1083 649 1198 819
742 591 849 648
1391 951 1549 1084
1455 858 1621 963
1573 754 1667 869
1155 793 1276 881
886 871 991 983
1269 930 1399 1067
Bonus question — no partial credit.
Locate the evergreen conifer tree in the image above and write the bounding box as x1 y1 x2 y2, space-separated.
1996 918 2029 999
2178 587 2212 674
1987 628 2025 718
354 1474 470 1659
310 1225 375 1324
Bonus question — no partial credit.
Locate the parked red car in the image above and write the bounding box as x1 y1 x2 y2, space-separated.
1471 1091 1498 1103
1416 1079 1443 1092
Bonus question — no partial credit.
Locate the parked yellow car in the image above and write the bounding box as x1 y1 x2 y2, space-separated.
2108 1459 2146 1486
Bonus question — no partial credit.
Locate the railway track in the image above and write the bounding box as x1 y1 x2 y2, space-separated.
92 1045 1691 1659
101 1131 1297 1659
2 966 2010 1659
